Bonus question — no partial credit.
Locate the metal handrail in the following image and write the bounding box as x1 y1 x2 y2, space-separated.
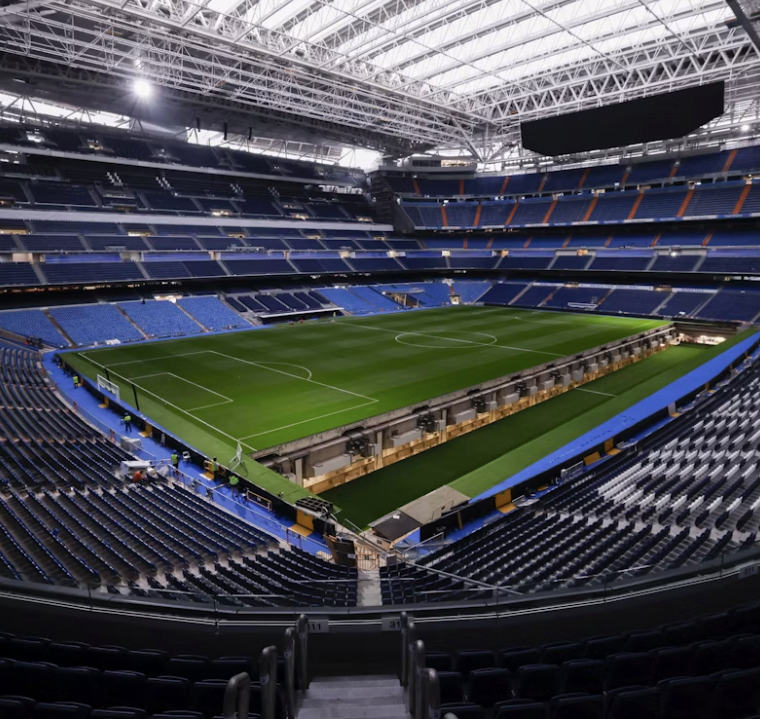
408 638 425 718
223 672 251 719
400 611 409 686
401 615 416 689
421 668 441 719
284 626 297 719
296 613 310 691
259 646 278 719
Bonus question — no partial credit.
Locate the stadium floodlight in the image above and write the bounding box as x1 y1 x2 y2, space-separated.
742 123 751 132
133 78 152 99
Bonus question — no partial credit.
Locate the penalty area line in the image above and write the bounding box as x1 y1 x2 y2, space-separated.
96 351 210 367
131 372 234 404
109 375 257 454
208 350 376 401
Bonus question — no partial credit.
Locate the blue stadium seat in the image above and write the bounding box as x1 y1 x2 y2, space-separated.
426 652 453 672
125 651 169 677
0 697 31 719
145 676 191 714
515 665 560 701
493 700 548 718
166 656 209 683
438 671 465 704
605 687 657 719
604 654 652 690
0 310 68 347
548 694 604 719
467 668 512 707
455 651 497 676
48 643 89 667
32 704 92 719
207 657 251 680
440 703 486 719
648 646 690 683
103 671 147 707
119 301 202 339
49 305 143 346
656 676 713 719
191 679 228 716
52 665 100 704
177 297 249 331
709 666 760 718
559 660 605 694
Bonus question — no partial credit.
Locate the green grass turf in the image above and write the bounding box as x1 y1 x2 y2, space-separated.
66 306 665 502
320 331 754 528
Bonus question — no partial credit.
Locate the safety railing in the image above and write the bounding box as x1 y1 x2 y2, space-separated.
396 532 450 562
171 465 328 556
3 538 758 614
296 613 310 692
223 671 252 719
221 614 308 719
401 613 444 719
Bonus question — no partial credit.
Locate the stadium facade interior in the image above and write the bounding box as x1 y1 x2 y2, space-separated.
2 1 760 717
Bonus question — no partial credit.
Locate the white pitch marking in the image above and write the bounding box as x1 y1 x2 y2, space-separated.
575 387 616 398
239 399 380 441
208 351 377 401
94 350 210 367
188 401 236 411
339 321 564 356
254 362 313 380
395 331 498 349
131 371 233 403
102 370 255 453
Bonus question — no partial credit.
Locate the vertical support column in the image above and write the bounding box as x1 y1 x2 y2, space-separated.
375 430 384 469
677 188 694 217
733 183 752 215
473 204 482 227
627 192 644 220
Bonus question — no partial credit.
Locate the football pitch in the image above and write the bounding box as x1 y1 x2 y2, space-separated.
68 305 667 504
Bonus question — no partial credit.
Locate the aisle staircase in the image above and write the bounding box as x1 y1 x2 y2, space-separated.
299 676 409 719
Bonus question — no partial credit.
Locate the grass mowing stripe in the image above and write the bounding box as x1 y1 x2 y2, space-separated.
64 307 671 505
320 333 751 529
68 306 663 452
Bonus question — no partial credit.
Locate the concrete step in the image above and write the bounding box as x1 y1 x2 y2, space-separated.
299 676 408 719
302 686 404 703
299 704 408 719
310 676 401 688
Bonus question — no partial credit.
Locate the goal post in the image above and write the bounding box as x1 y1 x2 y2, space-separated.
97 374 120 402
229 441 247 475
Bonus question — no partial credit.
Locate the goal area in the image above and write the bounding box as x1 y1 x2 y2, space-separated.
97 374 120 402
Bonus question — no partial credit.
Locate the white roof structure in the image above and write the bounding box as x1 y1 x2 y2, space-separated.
1 0 760 157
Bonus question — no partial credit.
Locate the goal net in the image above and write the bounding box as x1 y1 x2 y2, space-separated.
97 374 120 402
